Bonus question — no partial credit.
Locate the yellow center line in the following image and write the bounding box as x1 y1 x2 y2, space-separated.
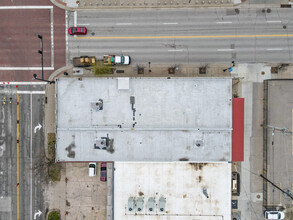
76 34 293 40
16 94 20 220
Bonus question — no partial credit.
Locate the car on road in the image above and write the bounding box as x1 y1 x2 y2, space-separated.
100 162 107 181
68 27 87 35
89 162 96 176
264 211 285 219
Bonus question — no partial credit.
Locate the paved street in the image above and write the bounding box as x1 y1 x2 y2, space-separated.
68 8 293 65
0 83 46 220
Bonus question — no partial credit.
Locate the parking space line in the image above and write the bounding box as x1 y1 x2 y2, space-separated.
98 162 100 178
292 109 293 155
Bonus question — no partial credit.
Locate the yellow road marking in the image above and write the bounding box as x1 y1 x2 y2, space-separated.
76 34 293 40
16 94 19 220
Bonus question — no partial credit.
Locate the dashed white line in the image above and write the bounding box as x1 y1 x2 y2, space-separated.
266 48 283 51
116 23 132 25
216 21 232 24
168 49 183 52
266 21 282 23
163 23 178 25
122 50 135 52
217 49 235 51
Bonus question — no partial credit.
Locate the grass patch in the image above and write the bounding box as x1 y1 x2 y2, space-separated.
47 133 61 182
48 210 60 220
92 61 113 75
47 133 56 160
48 163 61 182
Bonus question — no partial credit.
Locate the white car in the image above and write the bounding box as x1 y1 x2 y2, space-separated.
88 162 96 176
115 55 131 65
265 211 285 220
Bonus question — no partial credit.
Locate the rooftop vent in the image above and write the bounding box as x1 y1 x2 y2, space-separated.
130 96 135 104
91 99 103 111
158 197 166 212
194 140 204 148
136 197 144 212
94 139 106 150
128 197 135 211
147 197 155 212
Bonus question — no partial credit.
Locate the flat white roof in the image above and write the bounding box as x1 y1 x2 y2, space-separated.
56 77 232 162
114 162 232 220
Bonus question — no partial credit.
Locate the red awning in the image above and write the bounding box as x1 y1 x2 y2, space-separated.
232 98 244 162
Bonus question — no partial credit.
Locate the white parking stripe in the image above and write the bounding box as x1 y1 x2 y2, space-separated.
168 49 183 52
163 23 178 25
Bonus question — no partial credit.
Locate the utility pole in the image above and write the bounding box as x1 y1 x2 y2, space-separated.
260 174 293 200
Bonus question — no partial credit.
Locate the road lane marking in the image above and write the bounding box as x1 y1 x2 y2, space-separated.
78 23 90 26
163 23 178 25
16 94 19 220
266 21 282 23
217 49 235 51
76 34 293 40
116 23 132 25
50 8 54 69
266 48 283 51
17 91 46 94
74 11 77 27
292 109 293 155
0 67 54 70
216 21 232 24
0 82 47 85
0 6 53 9
122 50 135 52
168 49 183 52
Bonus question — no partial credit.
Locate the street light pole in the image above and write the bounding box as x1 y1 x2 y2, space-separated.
33 74 55 84
36 34 44 80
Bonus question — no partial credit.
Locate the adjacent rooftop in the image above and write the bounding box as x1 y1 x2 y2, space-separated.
114 162 232 220
56 77 232 162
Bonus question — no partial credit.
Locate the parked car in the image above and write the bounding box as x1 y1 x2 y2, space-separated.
68 27 87 35
232 172 240 196
264 211 285 220
88 162 96 176
100 162 107 181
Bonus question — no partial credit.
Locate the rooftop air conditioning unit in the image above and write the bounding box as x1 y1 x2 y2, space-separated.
128 197 135 212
